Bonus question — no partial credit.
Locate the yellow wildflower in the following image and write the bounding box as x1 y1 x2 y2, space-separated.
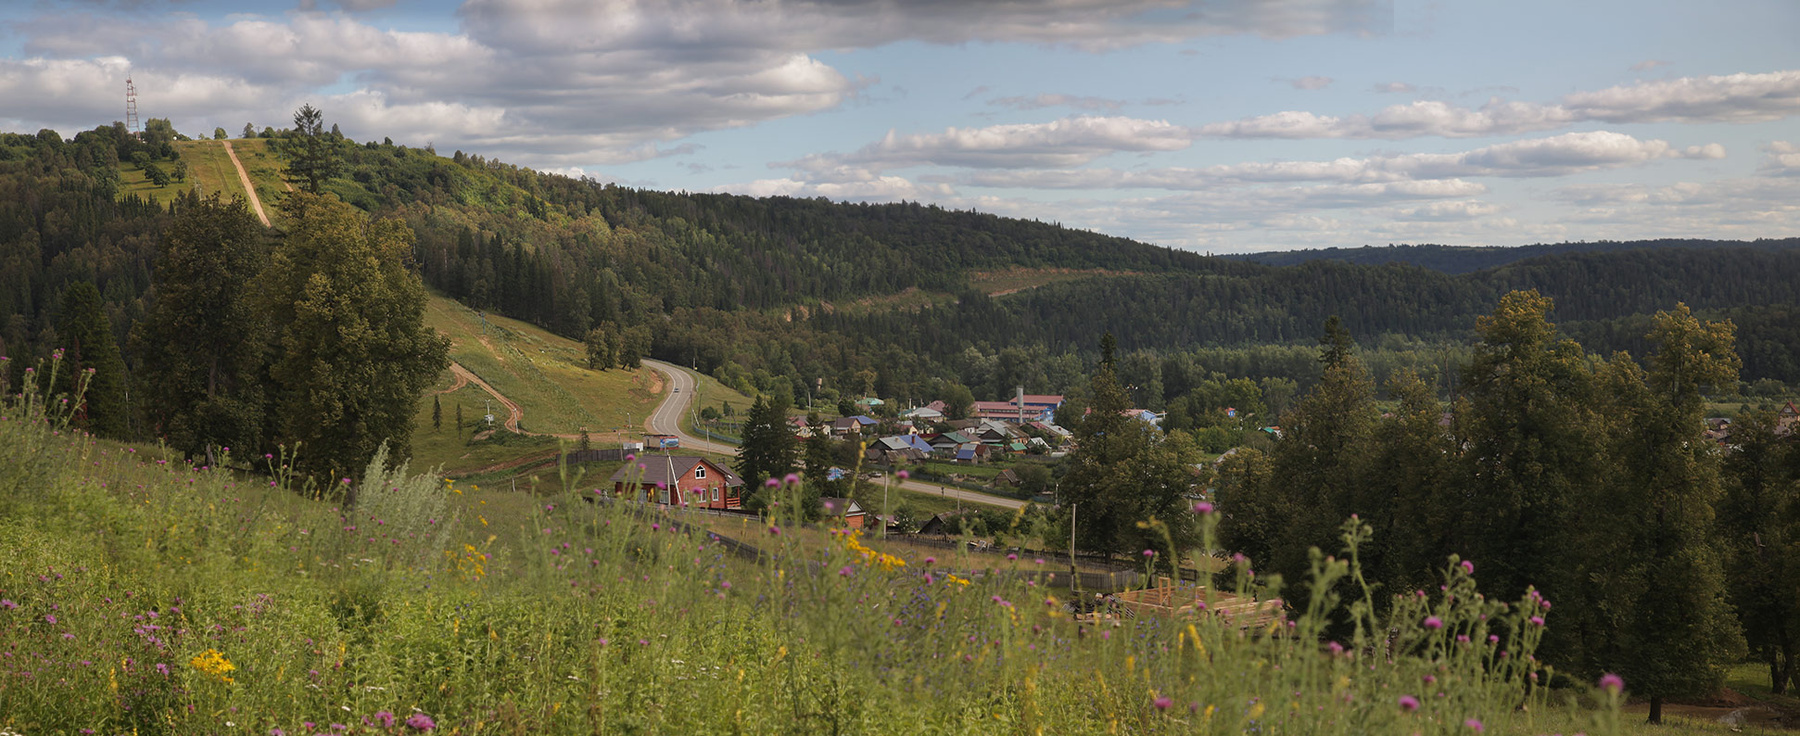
189 648 236 683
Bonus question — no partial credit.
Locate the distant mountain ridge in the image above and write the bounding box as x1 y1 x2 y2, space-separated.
1222 238 1800 274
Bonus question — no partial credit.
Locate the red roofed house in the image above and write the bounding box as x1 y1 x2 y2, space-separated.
608 455 745 509
971 394 1063 423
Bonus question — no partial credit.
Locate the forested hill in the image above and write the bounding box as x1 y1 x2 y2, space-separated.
1222 238 1800 274
4 121 1800 416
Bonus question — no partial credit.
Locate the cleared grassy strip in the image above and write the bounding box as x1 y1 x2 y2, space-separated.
173 140 250 203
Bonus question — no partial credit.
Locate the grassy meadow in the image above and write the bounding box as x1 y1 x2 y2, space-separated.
0 358 1690 735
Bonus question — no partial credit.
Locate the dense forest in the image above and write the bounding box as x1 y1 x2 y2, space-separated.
2 119 1798 444
1228 238 1800 274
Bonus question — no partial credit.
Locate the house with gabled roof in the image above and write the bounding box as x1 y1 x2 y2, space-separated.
608 455 745 510
831 415 879 436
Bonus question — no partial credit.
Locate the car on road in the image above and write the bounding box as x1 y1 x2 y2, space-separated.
673 387 680 393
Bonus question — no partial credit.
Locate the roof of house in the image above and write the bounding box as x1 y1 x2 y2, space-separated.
930 431 974 445
955 448 976 461
876 434 933 453
903 406 944 419
608 456 743 488
820 497 865 516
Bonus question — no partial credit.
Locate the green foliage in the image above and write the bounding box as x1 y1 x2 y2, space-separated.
132 192 269 461
283 104 340 195
263 193 449 479
1217 293 1759 707
1058 335 1201 558
1718 409 1800 694
735 393 797 496
57 281 129 437
0 401 1633 735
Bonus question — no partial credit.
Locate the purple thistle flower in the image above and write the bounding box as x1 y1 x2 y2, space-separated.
1153 697 1173 710
1142 549 1155 557
44 614 56 624
784 473 800 485
1398 695 1420 712
1193 501 1214 513
373 712 396 728
1423 616 1442 630
0 599 15 610
924 556 936 565
1327 641 1344 654
1460 560 1474 574
1599 673 1624 694
1464 718 1484 732
764 478 780 488
896 470 909 479
1529 616 1545 627
405 713 435 730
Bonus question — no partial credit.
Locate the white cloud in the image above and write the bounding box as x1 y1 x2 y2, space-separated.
1 0 1384 166
1200 70 1800 139
786 116 1194 172
1757 141 1800 177
1631 59 1670 72
1288 75 1334 90
1372 81 1416 94
950 131 1722 189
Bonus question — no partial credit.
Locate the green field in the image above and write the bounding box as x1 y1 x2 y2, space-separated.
419 292 664 436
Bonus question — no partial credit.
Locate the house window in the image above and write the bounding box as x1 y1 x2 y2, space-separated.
712 487 720 502
659 485 670 505
695 466 707 480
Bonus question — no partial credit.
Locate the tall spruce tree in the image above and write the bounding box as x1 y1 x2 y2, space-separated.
262 192 449 480
57 281 128 437
132 192 268 461
284 104 339 195
735 393 797 497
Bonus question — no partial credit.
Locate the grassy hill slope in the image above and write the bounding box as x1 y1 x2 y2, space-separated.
410 293 751 475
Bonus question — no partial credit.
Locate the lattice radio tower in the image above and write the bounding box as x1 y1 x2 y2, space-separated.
125 76 140 135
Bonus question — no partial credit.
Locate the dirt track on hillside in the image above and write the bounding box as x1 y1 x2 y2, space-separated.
221 141 270 226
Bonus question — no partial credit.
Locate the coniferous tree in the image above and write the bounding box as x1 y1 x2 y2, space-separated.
57 281 128 437
132 192 268 461
284 104 340 195
262 192 449 480
735 394 797 496
433 395 442 432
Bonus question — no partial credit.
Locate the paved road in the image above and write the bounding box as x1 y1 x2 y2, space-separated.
641 359 737 455
641 359 1027 511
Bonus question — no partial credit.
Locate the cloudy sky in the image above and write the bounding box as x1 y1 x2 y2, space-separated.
2 0 1796 253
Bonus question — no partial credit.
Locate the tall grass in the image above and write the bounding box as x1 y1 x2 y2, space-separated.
0 358 1629 734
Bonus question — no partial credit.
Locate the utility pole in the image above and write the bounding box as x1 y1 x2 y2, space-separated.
1069 502 1079 593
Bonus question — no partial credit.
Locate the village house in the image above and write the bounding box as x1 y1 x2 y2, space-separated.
607 455 745 510
820 497 868 529
926 431 975 456
866 435 931 464
1779 401 1799 436
830 415 879 436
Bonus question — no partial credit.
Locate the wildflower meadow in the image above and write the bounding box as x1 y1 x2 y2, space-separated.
0 357 1636 734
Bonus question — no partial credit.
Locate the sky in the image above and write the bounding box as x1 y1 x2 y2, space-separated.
1 0 1797 253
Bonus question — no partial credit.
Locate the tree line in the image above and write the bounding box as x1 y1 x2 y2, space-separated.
1209 292 1800 721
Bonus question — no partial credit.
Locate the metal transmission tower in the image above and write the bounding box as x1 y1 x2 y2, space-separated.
125 76 140 135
